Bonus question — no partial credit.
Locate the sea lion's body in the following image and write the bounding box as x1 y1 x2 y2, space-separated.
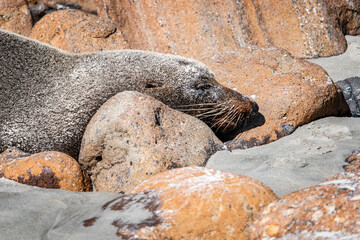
0 29 257 158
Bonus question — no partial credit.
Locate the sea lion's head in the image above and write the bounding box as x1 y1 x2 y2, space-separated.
141 54 258 134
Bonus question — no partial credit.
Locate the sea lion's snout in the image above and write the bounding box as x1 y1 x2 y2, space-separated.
250 100 259 113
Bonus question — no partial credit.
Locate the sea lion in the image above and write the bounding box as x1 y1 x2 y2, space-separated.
0 29 258 158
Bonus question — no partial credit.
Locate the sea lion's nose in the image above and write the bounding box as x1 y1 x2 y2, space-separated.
251 101 259 113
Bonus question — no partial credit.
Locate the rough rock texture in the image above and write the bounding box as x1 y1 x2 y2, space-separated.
30 9 128 53
325 0 360 36
95 0 270 59
336 77 360 117
249 171 360 239
207 117 360 196
95 0 360 58
255 0 360 58
0 147 91 192
0 0 33 36
344 148 360 173
33 0 97 14
127 167 278 240
202 48 350 148
79 91 224 192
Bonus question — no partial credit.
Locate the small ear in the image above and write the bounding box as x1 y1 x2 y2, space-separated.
145 82 164 88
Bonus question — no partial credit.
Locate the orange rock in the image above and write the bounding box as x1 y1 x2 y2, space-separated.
95 0 270 59
249 171 360 239
325 0 360 36
35 0 97 14
95 0 358 58
255 0 347 58
344 148 360 173
30 9 128 53
0 147 92 192
201 47 350 149
0 0 33 36
128 167 278 239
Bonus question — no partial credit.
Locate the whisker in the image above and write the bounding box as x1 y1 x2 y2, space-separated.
174 103 218 108
176 107 216 112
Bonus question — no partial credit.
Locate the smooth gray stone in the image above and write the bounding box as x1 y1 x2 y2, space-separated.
307 35 360 82
206 117 360 197
0 178 158 240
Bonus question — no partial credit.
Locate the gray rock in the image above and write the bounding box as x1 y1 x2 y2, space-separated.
206 117 360 196
79 91 224 193
0 178 162 240
337 77 360 117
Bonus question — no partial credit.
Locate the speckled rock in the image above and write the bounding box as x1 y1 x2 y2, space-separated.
0 147 91 192
30 9 128 53
126 167 279 239
201 47 350 149
34 0 97 14
344 148 360 173
95 0 270 59
95 0 359 58
79 91 224 192
0 0 33 36
254 0 359 58
249 171 360 239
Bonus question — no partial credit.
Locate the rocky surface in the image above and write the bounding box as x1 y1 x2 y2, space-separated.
32 0 97 15
79 91 224 192
202 47 350 148
0 147 91 191
0 167 277 240
128 167 278 239
249 171 360 239
207 117 360 196
0 0 33 36
255 0 359 58
95 0 359 58
30 9 128 53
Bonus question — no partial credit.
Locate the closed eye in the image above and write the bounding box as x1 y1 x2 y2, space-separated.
195 82 214 91
145 82 163 88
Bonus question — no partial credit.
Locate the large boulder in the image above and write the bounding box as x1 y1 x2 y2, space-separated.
79 91 224 192
30 9 128 53
202 48 349 149
249 170 360 239
129 167 278 239
95 0 360 58
95 0 269 59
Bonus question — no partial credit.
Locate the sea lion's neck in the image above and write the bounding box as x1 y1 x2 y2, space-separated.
0 29 74 85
